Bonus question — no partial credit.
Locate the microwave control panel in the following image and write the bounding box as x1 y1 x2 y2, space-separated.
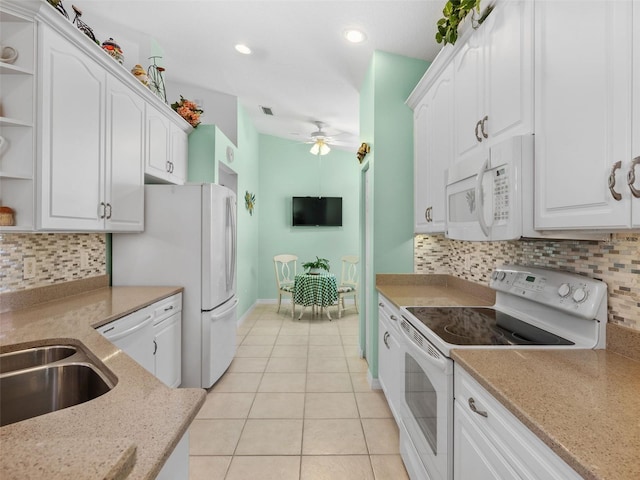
493 166 509 222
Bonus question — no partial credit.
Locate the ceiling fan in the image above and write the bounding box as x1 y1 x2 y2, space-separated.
305 121 348 156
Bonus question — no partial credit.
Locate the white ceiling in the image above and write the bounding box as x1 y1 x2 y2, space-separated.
82 0 444 151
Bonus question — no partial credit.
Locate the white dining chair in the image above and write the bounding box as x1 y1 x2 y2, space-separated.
337 255 359 318
273 254 298 318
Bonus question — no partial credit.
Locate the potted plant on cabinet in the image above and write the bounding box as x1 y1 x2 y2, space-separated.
303 257 330 275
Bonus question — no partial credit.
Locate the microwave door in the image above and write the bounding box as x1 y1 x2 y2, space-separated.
475 159 493 238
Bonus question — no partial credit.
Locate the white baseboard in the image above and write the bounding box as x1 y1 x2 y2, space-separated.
237 301 258 327
368 368 381 390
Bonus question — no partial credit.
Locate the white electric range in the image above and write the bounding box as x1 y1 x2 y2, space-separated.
395 265 607 480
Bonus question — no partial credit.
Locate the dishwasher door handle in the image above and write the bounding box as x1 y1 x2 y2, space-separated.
104 314 153 342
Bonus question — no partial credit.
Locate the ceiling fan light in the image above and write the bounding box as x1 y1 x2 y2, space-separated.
235 44 252 55
310 141 331 156
344 29 366 44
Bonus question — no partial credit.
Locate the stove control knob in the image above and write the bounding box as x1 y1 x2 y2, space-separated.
497 271 506 281
491 271 498 280
557 283 571 298
572 287 588 303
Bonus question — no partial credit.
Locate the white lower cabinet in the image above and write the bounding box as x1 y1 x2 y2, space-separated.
157 431 189 480
454 364 582 480
152 294 183 388
98 293 182 387
377 294 403 421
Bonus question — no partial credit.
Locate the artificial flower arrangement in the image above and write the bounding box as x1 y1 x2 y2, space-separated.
171 95 204 128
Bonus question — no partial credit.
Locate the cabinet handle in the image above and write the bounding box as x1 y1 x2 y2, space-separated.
170 162 175 173
390 315 398 322
99 202 106 219
379 302 385 308
628 156 640 198
475 120 483 142
164 305 174 312
480 115 489 139
468 397 488 418
608 161 623 201
153 340 158 355
383 331 390 349
106 203 112 219
166 161 172 173
424 208 430 221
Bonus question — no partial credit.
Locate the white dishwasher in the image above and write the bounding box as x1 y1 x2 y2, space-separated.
97 305 155 374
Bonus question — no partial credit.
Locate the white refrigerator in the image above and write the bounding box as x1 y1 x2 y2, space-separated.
113 183 237 388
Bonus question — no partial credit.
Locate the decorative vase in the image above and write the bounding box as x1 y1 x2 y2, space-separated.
101 37 124 64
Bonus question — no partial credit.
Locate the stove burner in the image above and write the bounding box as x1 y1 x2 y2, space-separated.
404 306 574 347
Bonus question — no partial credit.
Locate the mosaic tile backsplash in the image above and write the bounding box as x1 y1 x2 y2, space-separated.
415 233 640 331
0 233 106 293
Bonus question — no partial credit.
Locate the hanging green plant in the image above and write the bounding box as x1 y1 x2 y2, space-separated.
435 0 494 46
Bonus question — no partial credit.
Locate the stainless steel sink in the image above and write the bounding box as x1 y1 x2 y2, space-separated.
0 343 116 427
0 345 77 374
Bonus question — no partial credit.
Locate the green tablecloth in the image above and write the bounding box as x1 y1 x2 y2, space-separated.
293 273 338 307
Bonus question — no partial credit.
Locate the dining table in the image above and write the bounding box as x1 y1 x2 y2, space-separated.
293 272 338 320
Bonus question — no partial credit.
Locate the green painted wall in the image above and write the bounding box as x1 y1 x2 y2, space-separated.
360 51 429 378
257 134 360 300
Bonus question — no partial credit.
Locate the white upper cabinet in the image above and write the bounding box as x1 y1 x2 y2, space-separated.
38 23 107 231
414 62 454 234
38 24 144 231
453 0 533 164
1 0 191 232
144 108 188 185
105 75 145 231
633 2 640 227
535 0 638 230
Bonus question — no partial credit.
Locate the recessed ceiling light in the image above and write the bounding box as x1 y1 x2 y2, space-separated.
235 44 252 55
344 29 367 44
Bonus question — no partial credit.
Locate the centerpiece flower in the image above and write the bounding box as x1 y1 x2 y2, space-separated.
171 95 204 128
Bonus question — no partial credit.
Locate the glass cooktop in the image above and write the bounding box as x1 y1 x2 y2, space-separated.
404 307 573 346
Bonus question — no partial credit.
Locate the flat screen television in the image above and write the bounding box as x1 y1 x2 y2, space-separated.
292 196 343 227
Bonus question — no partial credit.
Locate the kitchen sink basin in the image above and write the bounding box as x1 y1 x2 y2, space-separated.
0 345 77 374
0 343 116 427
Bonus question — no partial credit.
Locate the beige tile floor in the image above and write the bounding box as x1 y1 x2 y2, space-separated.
189 303 410 480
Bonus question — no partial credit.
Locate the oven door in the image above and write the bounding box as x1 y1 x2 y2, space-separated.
399 317 453 480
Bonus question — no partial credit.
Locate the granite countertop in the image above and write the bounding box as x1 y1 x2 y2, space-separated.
0 285 206 480
376 273 496 307
452 349 640 480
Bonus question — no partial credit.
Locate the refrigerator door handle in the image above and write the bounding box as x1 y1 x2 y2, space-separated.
210 297 239 319
226 195 237 290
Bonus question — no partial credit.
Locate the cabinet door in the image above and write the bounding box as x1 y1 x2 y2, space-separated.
454 402 520 480
154 312 182 388
425 65 454 232
145 107 171 181
414 64 453 234
453 33 485 162
170 124 188 185
485 0 533 143
105 76 144 231
632 2 640 228
414 99 430 233
535 0 633 229
38 25 105 230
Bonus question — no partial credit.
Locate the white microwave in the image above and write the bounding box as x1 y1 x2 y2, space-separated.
445 135 533 241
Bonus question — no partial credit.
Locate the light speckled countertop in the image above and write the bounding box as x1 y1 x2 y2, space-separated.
377 274 640 480
0 286 206 480
452 349 640 480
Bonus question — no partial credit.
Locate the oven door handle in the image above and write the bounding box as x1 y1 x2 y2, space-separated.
399 318 450 372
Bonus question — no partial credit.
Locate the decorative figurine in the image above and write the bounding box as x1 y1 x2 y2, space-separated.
131 64 149 87
101 37 124 64
147 56 167 103
71 5 99 44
